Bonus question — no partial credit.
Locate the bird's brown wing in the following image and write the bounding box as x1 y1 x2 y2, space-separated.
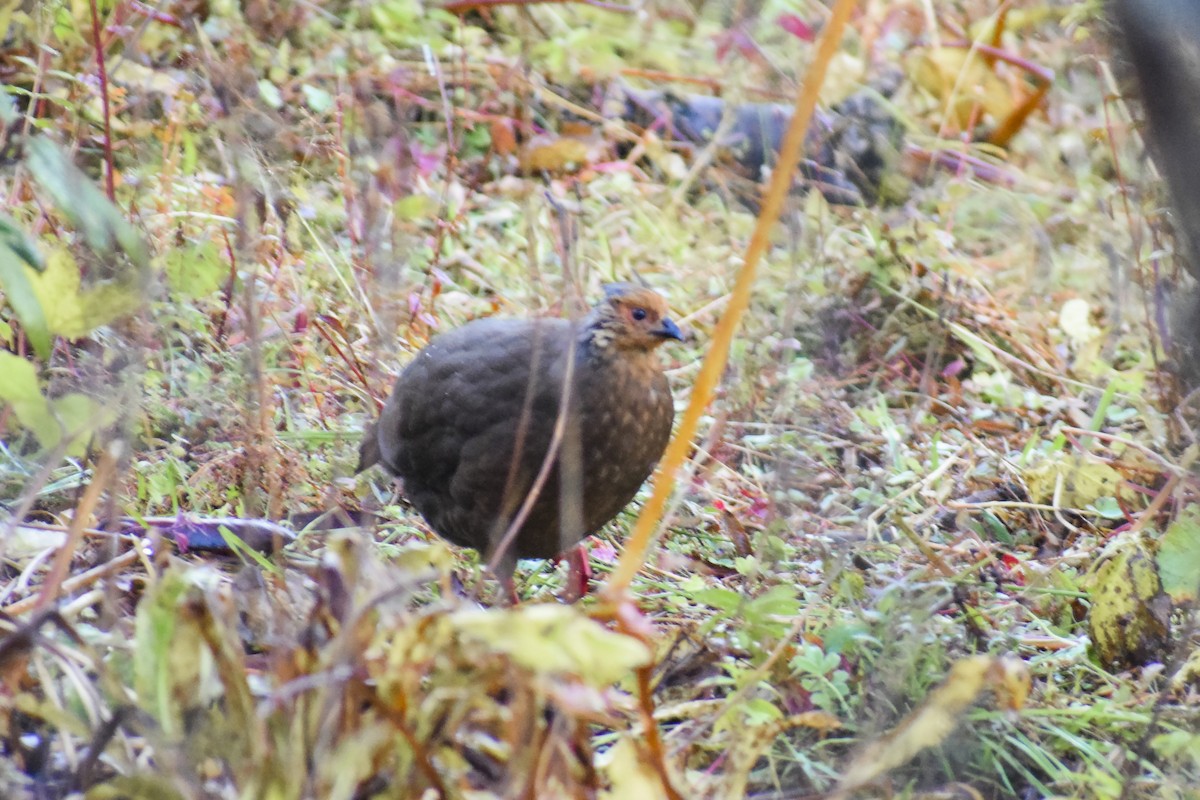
381 318 572 555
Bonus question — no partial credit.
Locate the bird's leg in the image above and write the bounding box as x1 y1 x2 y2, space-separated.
500 575 520 605
492 551 521 605
562 544 593 602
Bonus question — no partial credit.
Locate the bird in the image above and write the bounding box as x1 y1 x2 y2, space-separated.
357 283 682 597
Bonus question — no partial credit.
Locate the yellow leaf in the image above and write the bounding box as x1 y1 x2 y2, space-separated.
599 736 669 800
393 194 435 221
834 656 1029 795
51 392 117 456
455 604 651 685
391 539 456 575
1024 453 1124 509
28 249 141 339
162 240 224 299
1087 532 1170 668
722 711 844 799
0 0 21 41
1170 646 1200 691
1059 298 1101 347
908 47 1015 131
519 136 597 174
0 351 53 441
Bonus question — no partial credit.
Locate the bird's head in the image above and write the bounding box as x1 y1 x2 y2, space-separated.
586 283 683 354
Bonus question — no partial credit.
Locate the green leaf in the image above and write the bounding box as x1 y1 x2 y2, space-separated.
1090 496 1124 520
742 697 783 725
747 584 801 620
394 194 434 221
218 525 281 574
163 240 225 298
133 569 217 738
690 586 742 612
791 643 838 677
0 224 51 358
1159 507 1200 602
0 81 18 125
371 0 458 47
0 213 43 269
25 137 149 268
1150 729 1200 762
257 79 283 110
733 555 759 576
821 623 872 655
0 352 115 454
0 351 55 444
301 84 333 114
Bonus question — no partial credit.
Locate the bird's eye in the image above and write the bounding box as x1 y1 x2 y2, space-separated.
631 307 647 321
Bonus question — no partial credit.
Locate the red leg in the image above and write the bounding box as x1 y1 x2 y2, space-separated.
501 574 520 606
563 544 593 602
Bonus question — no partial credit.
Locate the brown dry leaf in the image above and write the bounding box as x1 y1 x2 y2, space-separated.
519 135 599 174
832 656 1030 796
490 118 517 156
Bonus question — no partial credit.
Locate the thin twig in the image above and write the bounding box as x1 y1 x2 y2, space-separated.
30 458 127 614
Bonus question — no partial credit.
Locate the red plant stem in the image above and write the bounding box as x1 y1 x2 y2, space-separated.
945 40 1054 85
88 0 116 202
312 317 375 400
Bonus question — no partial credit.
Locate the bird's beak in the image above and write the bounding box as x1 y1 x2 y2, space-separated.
653 317 684 341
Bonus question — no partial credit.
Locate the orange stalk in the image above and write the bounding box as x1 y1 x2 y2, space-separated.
602 0 860 599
